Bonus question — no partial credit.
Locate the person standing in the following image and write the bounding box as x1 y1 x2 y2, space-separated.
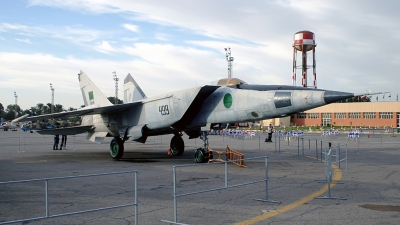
265 124 273 142
53 135 60 150
60 135 67 150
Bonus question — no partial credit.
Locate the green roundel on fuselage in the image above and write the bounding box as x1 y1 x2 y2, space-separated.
223 93 232 108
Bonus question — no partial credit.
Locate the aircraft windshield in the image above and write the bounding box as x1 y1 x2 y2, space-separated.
213 78 247 86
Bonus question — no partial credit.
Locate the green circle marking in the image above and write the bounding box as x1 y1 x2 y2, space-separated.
223 93 232 108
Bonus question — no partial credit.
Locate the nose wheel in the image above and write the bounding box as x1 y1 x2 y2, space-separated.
194 131 212 163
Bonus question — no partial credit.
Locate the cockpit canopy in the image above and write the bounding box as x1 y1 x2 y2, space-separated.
210 78 247 86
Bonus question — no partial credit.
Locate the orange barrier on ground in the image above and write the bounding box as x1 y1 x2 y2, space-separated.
226 146 247 168
208 148 225 163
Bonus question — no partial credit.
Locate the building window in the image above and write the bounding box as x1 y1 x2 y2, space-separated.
349 112 361 119
297 112 306 119
308 113 319 119
379 112 393 119
334 112 346 119
322 113 331 118
364 112 376 119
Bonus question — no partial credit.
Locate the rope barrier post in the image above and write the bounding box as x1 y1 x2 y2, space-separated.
345 144 348 172
45 179 49 217
302 138 304 156
309 139 310 150
278 134 281 152
315 139 318 160
336 143 340 169
224 161 228 188
274 134 277 152
134 171 138 225
320 140 323 163
297 137 300 155
172 166 177 223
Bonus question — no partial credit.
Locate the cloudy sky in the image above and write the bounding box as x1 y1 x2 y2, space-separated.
1 0 399 110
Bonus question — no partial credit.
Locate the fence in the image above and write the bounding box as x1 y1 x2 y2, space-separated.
161 156 279 225
0 171 138 225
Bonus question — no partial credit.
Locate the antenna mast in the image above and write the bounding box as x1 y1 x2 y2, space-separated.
112 71 119 104
14 91 18 118
224 47 234 78
50 83 54 113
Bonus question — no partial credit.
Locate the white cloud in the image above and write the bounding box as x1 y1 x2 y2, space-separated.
122 23 139 32
94 41 115 54
15 38 31 44
0 22 106 45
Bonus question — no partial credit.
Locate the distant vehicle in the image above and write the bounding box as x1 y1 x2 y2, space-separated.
1 115 29 131
21 70 359 162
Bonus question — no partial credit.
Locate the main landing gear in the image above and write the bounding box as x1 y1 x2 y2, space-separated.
194 131 212 163
170 133 185 156
110 137 124 160
110 133 186 160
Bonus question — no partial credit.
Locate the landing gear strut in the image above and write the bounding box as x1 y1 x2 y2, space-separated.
110 137 124 160
170 134 184 156
194 131 212 163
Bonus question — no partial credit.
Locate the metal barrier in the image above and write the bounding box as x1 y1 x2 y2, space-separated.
161 156 279 225
315 144 346 200
0 171 138 225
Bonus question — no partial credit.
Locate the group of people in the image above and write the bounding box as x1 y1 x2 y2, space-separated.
53 135 67 150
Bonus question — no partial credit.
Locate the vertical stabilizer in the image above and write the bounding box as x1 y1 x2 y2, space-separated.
78 70 113 107
123 73 147 103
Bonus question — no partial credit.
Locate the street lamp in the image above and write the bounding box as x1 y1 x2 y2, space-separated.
14 91 18 119
50 83 54 113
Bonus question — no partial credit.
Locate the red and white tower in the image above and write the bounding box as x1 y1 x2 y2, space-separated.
292 31 317 88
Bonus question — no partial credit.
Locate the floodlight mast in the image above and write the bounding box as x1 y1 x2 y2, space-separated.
113 71 119 105
224 47 234 78
14 91 18 119
50 83 54 113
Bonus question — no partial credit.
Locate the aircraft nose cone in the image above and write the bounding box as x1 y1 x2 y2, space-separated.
324 90 354 104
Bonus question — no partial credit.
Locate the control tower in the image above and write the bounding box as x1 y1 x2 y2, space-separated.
292 30 317 88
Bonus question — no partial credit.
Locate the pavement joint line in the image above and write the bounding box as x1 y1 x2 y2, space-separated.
234 154 343 225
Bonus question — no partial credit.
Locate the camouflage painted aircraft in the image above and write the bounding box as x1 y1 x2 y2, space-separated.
1 114 29 131
21 70 358 162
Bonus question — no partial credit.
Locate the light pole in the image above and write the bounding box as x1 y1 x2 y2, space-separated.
112 71 119 105
224 47 234 78
50 83 54 113
14 91 18 119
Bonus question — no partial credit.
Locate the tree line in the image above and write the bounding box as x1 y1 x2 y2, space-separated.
0 97 122 121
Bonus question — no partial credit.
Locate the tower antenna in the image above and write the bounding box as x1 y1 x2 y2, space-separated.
113 71 119 104
224 47 234 78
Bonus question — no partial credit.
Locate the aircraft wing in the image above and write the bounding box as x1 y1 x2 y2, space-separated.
37 125 94 135
20 102 143 122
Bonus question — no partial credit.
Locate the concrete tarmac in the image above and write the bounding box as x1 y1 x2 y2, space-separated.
0 130 399 225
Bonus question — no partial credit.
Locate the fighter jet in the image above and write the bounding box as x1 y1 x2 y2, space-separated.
21 70 357 162
1 114 29 131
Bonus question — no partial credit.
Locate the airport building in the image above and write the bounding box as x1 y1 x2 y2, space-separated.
261 102 399 129
288 102 400 128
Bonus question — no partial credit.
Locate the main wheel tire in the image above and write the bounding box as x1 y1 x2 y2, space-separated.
110 137 124 160
170 135 184 156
